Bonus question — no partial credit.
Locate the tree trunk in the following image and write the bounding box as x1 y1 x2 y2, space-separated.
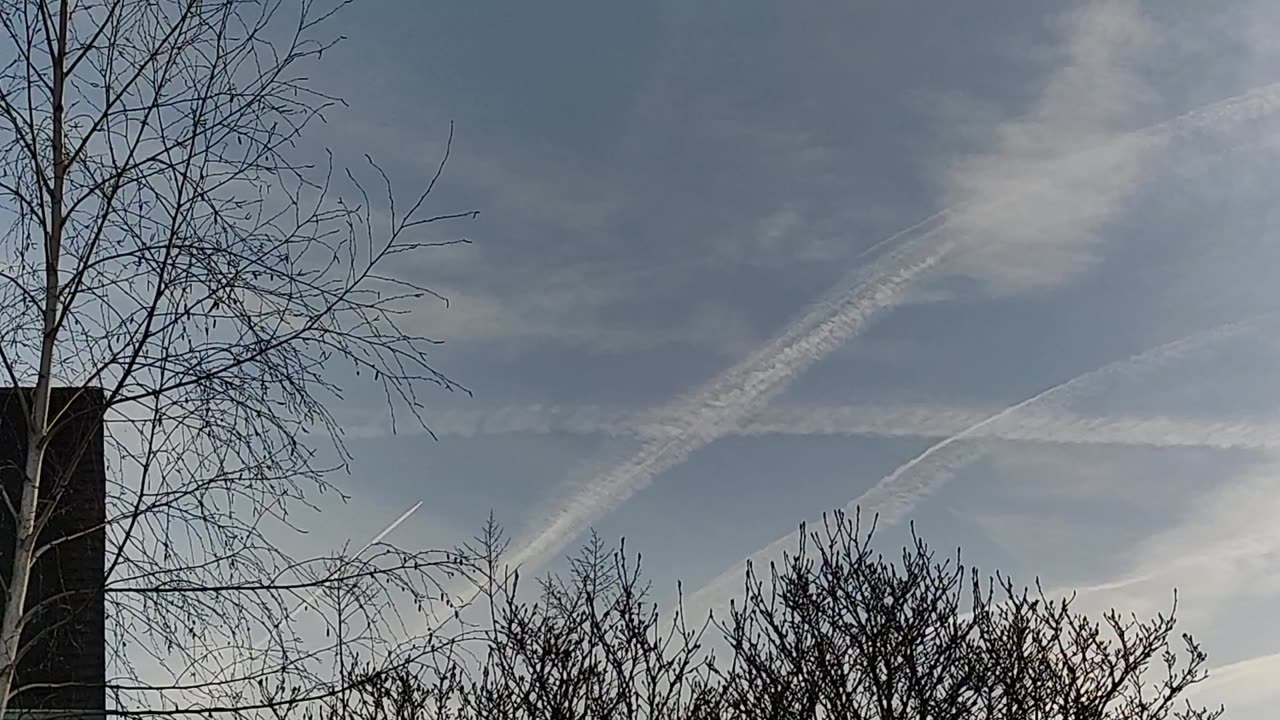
0 1 68 715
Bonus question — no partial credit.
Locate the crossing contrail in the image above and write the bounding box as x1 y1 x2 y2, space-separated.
686 317 1270 613
503 80 1280 578
841 322 1258 526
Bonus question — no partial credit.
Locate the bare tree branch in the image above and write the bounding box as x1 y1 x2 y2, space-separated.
0 0 479 717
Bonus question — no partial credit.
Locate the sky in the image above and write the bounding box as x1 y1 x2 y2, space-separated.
286 2 1280 714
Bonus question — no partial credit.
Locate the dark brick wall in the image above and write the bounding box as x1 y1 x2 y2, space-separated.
0 388 106 714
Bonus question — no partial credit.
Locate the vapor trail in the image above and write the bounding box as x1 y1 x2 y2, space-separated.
173 502 432 699
358 501 426 555
687 317 1268 612
740 408 1280 450
506 81 1280 576
252 501 424 649
413 403 1280 451
848 322 1257 525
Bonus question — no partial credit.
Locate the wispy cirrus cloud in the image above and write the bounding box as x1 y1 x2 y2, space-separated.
940 0 1155 294
965 458 1280 714
315 6 1280 716
1188 651 1280 713
501 2 1280 578
1033 454 1280 713
1064 454 1280 615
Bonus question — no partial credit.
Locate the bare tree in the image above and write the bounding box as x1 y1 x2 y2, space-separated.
341 517 723 720
717 509 1224 720
436 510 1225 720
0 0 476 717
456 520 722 720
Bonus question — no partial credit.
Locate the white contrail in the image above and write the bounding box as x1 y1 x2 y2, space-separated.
505 236 951 570
254 501 424 646
740 407 1280 450
686 317 1267 613
844 321 1259 526
406 402 1280 452
504 81 1280 577
1185 651 1280 707
175 502 430 698
359 501 426 553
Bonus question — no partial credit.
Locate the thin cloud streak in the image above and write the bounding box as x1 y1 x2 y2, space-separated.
504 74 1280 576
686 317 1269 614
493 0 1280 578
253 501 424 649
1187 651 1280 710
170 502 429 701
385 403 1280 452
1068 453 1280 609
1047 457 1280 714
507 72 1280 577
845 320 1262 525
741 408 1280 450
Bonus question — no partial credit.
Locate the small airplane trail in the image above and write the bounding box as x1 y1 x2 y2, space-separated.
174 502 427 694
503 81 1280 578
253 501 424 647
846 320 1260 526
686 317 1269 612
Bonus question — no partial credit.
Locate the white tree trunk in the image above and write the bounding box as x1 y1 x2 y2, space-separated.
0 2 67 715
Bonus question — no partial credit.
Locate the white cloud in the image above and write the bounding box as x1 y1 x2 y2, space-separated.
432 1 1280 617
1188 651 1280 717
478 59 1280 574
1067 458 1280 614
1051 459 1280 719
942 0 1157 294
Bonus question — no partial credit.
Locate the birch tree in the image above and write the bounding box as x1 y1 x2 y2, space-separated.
0 0 474 716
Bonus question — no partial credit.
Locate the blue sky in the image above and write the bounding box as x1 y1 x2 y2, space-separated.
286 2 1280 713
